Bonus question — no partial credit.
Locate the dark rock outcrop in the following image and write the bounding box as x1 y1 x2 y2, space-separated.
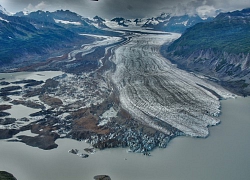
0 86 22 92
0 81 10 85
0 171 17 180
0 129 20 139
11 100 45 109
0 105 11 111
94 175 111 180
0 118 16 125
39 94 63 107
1 96 11 101
0 112 11 117
17 134 59 150
11 79 44 88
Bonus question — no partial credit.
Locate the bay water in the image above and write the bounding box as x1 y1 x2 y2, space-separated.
0 72 250 180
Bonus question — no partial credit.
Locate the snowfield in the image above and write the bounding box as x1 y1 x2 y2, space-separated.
111 33 235 137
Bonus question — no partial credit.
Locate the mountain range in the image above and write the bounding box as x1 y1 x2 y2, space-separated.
0 5 207 67
105 13 210 33
142 13 211 33
0 7 121 67
0 10 93 66
14 10 209 33
15 10 104 34
1 5 250 95
1 4 212 34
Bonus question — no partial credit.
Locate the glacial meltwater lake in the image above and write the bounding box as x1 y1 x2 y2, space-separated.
0 72 250 180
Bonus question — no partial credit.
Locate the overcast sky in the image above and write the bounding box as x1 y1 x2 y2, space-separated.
0 0 250 19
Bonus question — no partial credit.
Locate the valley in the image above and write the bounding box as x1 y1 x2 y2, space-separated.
0 31 235 153
1 2 250 180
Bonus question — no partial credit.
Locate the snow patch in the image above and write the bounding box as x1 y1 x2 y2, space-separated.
175 20 189 26
183 20 188 26
98 107 117 126
54 19 81 25
0 17 9 23
23 11 30 15
149 19 159 25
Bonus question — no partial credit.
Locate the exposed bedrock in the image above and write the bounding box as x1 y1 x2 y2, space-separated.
111 33 233 138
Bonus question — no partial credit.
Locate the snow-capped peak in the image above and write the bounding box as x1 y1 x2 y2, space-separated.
159 13 170 18
0 5 11 15
93 16 105 22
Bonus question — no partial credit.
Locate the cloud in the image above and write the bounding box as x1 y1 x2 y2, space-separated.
159 0 209 16
94 0 213 18
1 0 250 18
24 1 49 12
196 5 217 18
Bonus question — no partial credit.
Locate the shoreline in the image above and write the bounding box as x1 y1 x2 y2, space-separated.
1 96 250 180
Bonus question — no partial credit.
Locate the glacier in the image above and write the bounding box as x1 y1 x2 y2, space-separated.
110 33 234 137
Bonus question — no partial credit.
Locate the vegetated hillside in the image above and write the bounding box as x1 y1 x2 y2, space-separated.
0 12 93 66
164 8 250 95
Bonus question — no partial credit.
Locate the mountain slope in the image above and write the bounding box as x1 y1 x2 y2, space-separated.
14 10 119 36
163 8 250 95
0 12 92 66
15 10 98 33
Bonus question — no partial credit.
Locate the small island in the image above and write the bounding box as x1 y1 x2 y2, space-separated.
0 171 17 180
94 175 111 180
